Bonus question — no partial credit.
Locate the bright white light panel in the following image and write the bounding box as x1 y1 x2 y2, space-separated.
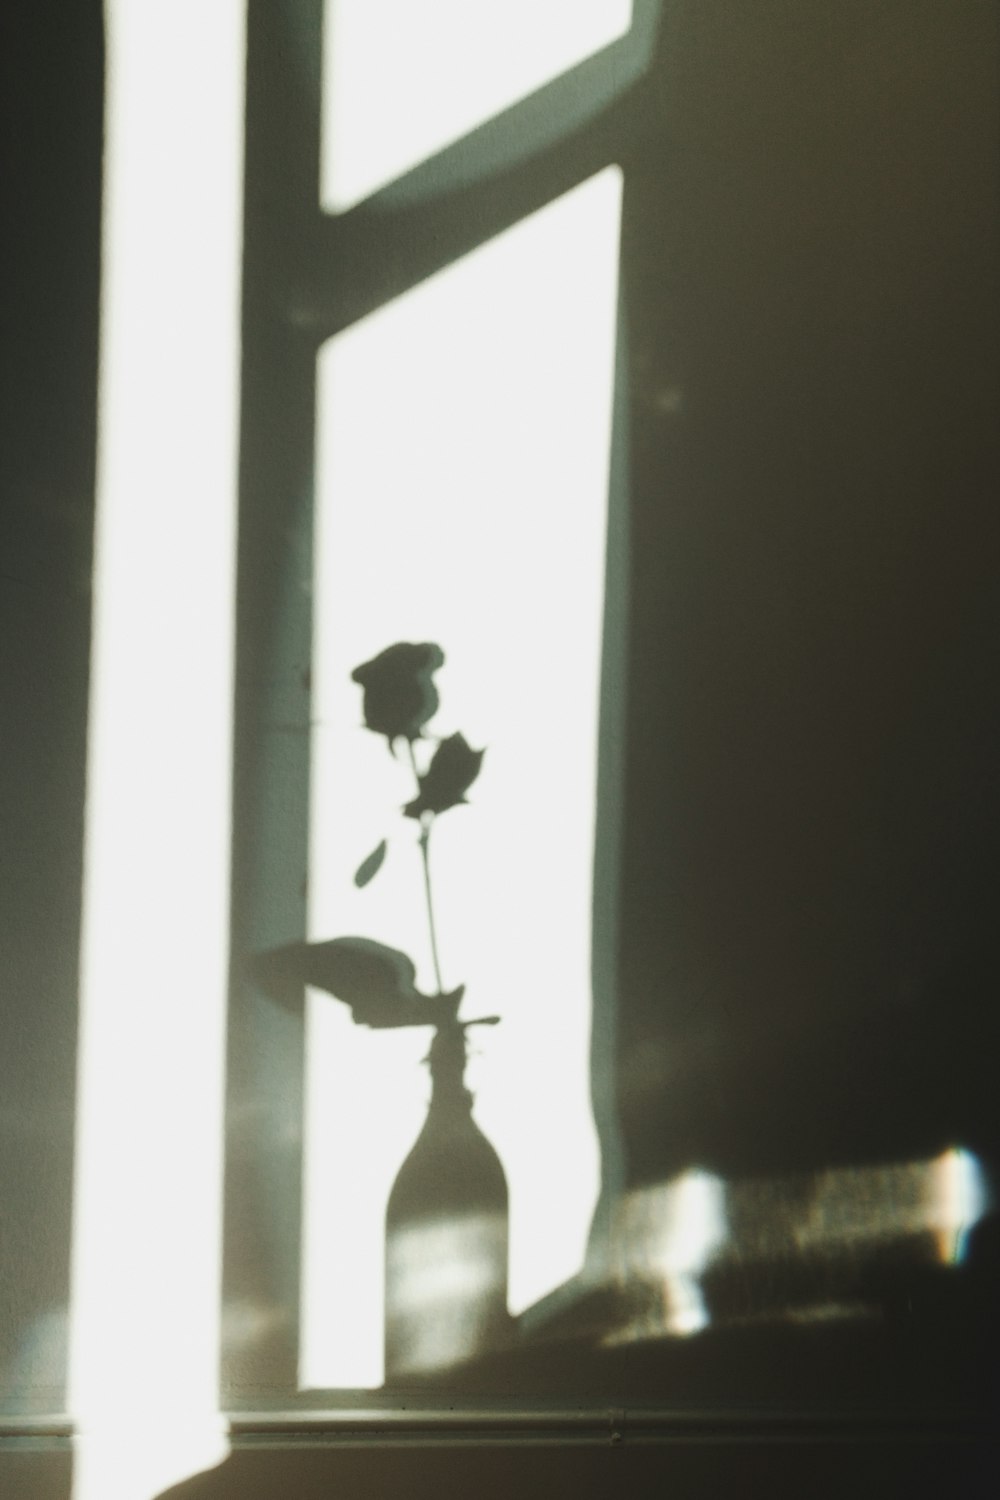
302 165 623 1388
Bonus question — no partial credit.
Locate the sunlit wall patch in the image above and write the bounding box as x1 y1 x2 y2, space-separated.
68 0 244 1494
320 0 633 211
598 1149 992 1346
607 1171 728 1342
788 1149 991 1262
300 164 624 1390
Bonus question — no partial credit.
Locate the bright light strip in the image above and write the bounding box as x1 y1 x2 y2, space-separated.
933 1146 989 1264
302 165 623 1388
321 0 633 211
68 1 244 1493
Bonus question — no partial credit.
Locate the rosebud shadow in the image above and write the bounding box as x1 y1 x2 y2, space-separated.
351 642 443 755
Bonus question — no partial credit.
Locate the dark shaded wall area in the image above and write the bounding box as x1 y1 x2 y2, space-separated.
616 0 999 1189
0 0 102 1413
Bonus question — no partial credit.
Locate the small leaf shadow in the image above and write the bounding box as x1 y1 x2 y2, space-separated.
354 839 387 888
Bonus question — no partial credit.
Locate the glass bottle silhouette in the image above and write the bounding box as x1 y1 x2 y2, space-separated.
384 1017 511 1380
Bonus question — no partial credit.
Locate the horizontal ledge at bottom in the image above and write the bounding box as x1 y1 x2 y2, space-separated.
225 1407 993 1447
0 1418 73 1447
0 1410 990 1450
